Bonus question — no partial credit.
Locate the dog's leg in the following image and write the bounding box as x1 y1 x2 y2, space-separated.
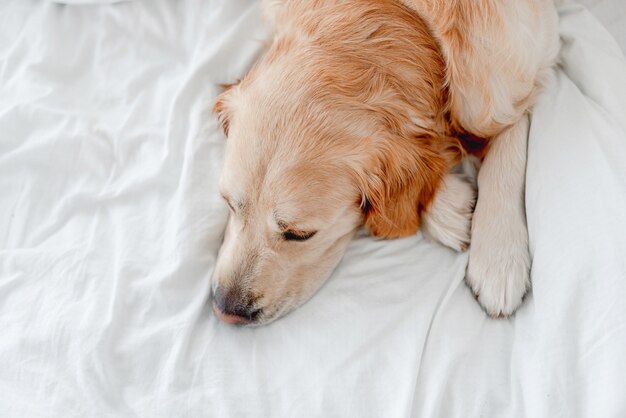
466 114 531 317
422 160 478 252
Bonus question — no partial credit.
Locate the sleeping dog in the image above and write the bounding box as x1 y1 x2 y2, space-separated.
211 0 560 325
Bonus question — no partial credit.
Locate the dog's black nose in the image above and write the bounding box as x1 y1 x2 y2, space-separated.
213 287 261 325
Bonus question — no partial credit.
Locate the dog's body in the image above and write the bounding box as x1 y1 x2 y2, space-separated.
397 0 561 316
212 0 560 325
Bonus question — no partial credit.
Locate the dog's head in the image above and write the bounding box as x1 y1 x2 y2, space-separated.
211 0 461 325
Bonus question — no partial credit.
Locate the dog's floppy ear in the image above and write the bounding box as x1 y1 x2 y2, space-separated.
213 83 239 137
356 133 458 238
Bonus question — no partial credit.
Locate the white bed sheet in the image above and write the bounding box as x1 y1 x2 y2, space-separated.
577 0 626 52
1 1 625 417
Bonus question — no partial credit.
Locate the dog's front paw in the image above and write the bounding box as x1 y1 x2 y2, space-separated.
422 172 476 252
466 217 531 318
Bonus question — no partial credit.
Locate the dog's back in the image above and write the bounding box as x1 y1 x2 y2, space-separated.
401 0 561 137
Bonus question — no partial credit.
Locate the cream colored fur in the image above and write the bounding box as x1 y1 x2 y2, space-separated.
402 0 560 316
212 0 561 324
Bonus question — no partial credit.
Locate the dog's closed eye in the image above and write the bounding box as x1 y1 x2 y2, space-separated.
282 230 317 242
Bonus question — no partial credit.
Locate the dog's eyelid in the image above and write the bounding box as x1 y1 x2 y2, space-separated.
274 216 317 239
282 230 317 242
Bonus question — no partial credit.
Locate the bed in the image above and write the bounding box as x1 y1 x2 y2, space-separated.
1 1 625 416
578 0 626 51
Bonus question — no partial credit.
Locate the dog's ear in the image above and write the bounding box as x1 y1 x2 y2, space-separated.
213 83 239 137
356 133 459 238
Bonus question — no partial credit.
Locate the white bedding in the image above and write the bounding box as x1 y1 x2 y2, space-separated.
1 1 626 417
577 0 626 51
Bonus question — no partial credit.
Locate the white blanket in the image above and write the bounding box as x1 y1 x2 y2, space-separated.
1 1 625 417
577 0 626 51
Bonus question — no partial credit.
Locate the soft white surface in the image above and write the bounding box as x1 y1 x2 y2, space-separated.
577 0 626 52
1 1 625 417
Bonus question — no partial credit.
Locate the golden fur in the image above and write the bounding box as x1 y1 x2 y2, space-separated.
212 0 560 324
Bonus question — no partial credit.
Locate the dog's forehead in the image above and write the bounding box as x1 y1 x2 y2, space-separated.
222 147 355 214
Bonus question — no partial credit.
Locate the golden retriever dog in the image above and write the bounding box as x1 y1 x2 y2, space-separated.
211 0 560 325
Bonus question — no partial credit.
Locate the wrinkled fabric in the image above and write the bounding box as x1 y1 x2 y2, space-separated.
0 1 625 417
576 0 626 51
